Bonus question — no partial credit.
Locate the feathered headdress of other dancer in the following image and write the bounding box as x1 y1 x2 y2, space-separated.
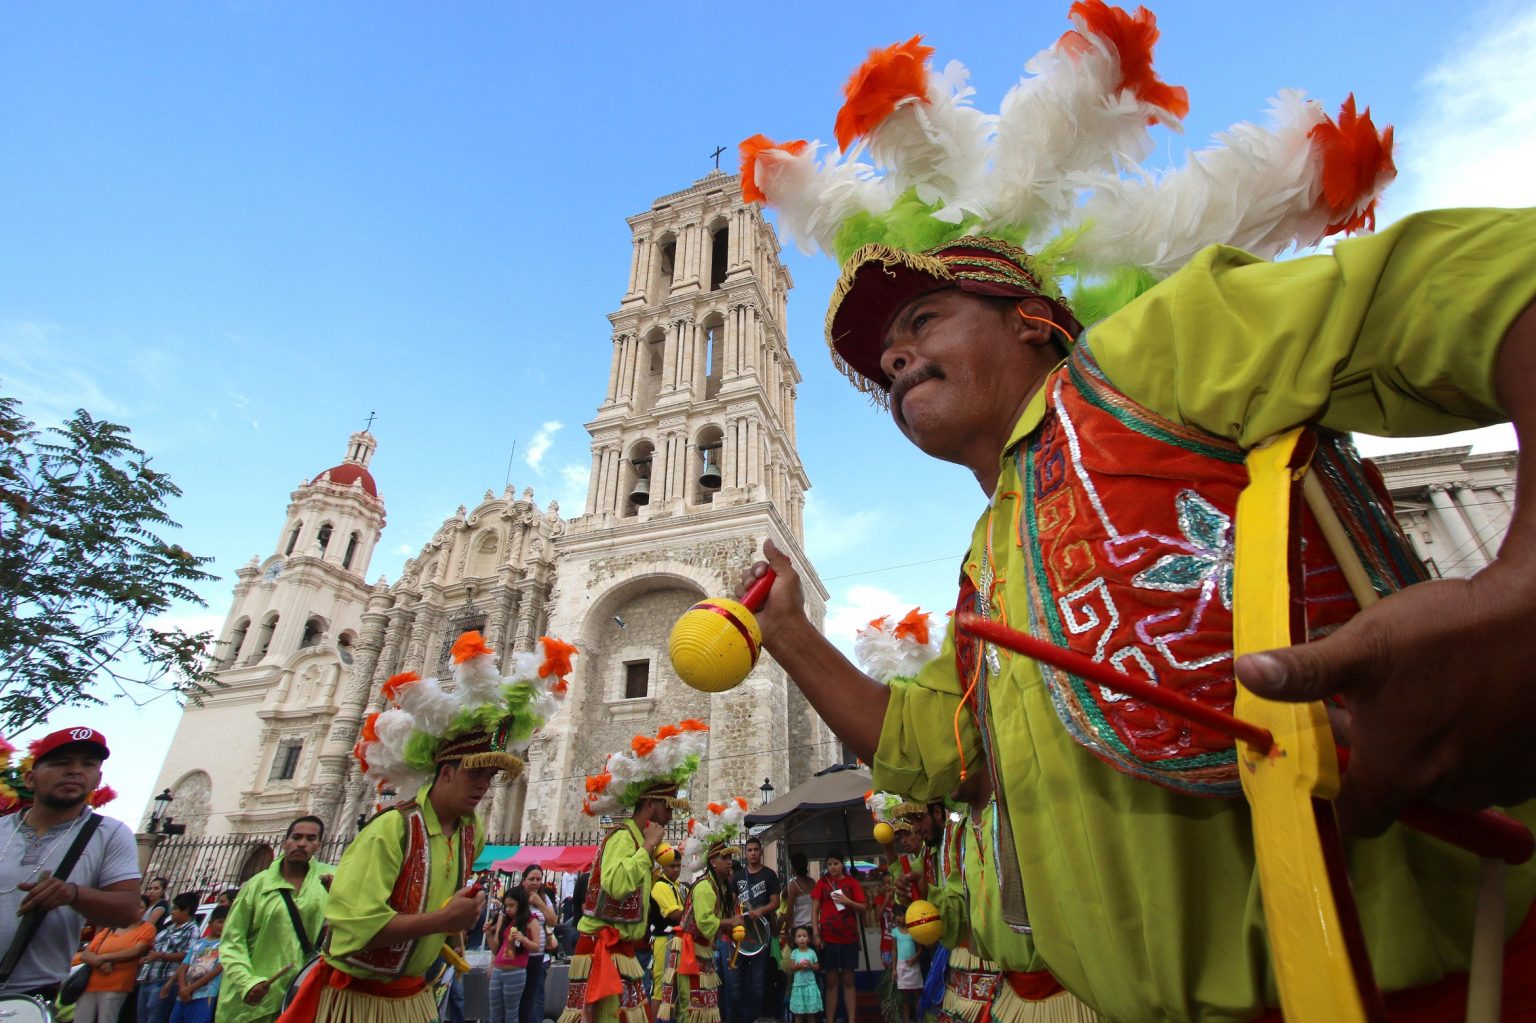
865 789 925 833
353 631 575 799
682 796 750 875
582 719 710 818
855 608 942 685
740 1 1394 398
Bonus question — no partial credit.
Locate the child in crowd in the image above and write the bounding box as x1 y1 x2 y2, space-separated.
892 920 923 1023
170 905 226 1023
784 925 821 1023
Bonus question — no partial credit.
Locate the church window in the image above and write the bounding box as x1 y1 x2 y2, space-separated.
658 239 676 290
703 322 724 400
254 613 280 662
343 531 360 569
285 522 303 556
709 226 728 291
300 616 325 648
624 660 650 699
337 631 355 665
222 618 250 669
270 740 303 782
317 524 333 552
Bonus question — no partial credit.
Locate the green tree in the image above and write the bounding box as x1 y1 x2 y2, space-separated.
0 391 219 731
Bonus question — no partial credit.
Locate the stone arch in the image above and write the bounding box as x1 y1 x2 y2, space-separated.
168 770 213 836
222 617 251 668
237 843 274 882
652 231 678 297
699 311 726 400
706 216 730 291
623 439 656 518
691 423 725 506
467 530 501 579
635 326 667 413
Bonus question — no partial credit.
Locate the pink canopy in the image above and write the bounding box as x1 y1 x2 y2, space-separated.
489 844 596 873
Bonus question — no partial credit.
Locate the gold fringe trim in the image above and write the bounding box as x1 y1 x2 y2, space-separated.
614 951 642 980
313 983 440 1023
556 1008 586 1023
454 751 524 777
569 953 592 981
825 243 951 406
619 1007 648 1023
991 986 1099 1023
949 947 992 972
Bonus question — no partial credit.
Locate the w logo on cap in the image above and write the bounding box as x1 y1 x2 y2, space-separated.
70 728 97 742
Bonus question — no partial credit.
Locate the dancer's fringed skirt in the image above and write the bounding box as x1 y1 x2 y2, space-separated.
557 934 647 1023
654 934 719 1023
938 947 1098 1023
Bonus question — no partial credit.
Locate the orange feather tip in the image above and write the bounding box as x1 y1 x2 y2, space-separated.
834 35 935 152
632 735 658 757
1309 94 1396 235
740 135 810 205
657 724 681 741
893 608 930 646
382 671 420 703
678 719 710 733
708 802 727 815
735 796 749 811
361 712 381 743
1066 1 1188 120
451 630 494 664
538 636 578 680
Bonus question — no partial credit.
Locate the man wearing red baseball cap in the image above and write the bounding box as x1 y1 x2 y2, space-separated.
0 727 143 1002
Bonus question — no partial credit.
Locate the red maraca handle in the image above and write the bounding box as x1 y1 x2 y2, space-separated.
742 568 776 612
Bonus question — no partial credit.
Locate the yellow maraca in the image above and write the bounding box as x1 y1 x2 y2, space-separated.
904 899 942 947
872 821 895 846
669 569 776 692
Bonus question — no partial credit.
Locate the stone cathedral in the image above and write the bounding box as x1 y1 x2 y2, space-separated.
147 171 834 839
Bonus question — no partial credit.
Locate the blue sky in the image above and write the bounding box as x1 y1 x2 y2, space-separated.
3 0 1533 827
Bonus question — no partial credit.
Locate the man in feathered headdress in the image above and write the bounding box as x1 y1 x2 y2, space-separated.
656 799 748 1023
278 631 573 1023
568 720 709 1023
737 4 1536 1020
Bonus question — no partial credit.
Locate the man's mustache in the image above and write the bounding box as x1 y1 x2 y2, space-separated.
891 365 944 422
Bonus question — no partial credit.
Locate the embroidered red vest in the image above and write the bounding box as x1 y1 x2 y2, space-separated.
582 822 647 925
681 872 734 945
338 801 478 977
955 346 1427 797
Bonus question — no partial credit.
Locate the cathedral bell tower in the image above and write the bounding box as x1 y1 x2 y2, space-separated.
534 171 832 832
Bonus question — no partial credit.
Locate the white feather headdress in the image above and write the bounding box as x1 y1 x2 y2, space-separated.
682 797 750 876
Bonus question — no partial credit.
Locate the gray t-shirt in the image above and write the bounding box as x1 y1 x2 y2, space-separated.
0 812 140 995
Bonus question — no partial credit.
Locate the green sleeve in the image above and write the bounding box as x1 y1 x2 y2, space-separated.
872 619 981 803
215 875 263 1000
1088 207 1536 447
694 878 722 944
600 825 652 900
325 812 406 961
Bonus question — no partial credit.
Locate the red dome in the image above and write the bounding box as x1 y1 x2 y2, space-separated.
312 462 378 498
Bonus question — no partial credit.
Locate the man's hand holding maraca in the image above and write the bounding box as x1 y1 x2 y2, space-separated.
740 539 886 762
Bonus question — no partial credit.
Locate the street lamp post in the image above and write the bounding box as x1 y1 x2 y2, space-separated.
149 788 174 834
759 778 775 805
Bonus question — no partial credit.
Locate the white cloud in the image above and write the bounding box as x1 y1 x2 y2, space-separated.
524 420 563 473
394 543 416 555
557 463 591 514
803 493 884 561
822 583 908 659
1385 2 1536 217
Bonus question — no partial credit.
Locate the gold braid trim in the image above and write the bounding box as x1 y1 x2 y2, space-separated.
455 751 524 777
825 244 954 406
313 984 440 1023
991 985 1100 1023
568 952 592 981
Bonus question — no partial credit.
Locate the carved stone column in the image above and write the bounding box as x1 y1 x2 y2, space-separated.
313 587 397 829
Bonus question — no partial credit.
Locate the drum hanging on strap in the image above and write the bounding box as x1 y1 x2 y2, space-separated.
279 957 315 1012
736 915 771 957
0 995 53 1022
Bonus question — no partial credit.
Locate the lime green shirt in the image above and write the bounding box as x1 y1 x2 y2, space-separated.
324 783 485 981
577 820 652 943
690 872 727 948
873 207 1536 1022
216 856 335 1023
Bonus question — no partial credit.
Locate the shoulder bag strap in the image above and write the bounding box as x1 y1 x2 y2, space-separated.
0 812 104 983
277 887 315 960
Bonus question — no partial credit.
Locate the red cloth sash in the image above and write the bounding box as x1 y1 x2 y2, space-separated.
275 959 429 1023
576 930 638 1004
1001 968 1064 1002
674 932 701 977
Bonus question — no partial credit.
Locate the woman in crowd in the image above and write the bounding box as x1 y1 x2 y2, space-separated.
488 886 540 1023
142 878 171 931
75 915 157 1023
519 864 558 1023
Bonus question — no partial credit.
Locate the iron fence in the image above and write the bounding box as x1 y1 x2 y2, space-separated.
141 825 691 899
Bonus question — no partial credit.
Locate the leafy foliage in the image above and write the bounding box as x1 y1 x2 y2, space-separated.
0 392 219 730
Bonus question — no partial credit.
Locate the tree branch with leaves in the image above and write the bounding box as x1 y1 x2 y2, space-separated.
0 391 220 730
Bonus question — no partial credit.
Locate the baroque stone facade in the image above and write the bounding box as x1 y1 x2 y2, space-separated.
149 172 834 840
